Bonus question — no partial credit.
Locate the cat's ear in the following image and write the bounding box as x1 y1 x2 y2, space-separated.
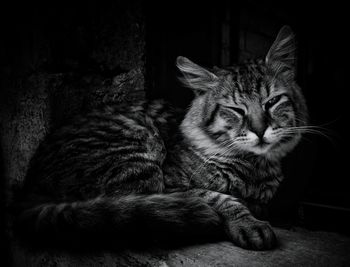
265 26 297 80
176 56 218 95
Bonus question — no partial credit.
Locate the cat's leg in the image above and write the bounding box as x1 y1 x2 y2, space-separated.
186 188 276 250
244 201 269 220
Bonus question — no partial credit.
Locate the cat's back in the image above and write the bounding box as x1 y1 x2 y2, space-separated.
22 99 181 200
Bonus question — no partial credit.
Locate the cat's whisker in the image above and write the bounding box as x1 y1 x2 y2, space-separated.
281 126 338 146
279 131 313 143
294 117 308 125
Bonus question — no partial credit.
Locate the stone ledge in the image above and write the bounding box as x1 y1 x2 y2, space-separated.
11 227 350 267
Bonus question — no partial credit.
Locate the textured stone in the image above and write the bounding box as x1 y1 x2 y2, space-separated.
11 228 350 267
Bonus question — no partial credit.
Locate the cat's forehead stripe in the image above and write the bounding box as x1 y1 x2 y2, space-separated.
228 65 265 94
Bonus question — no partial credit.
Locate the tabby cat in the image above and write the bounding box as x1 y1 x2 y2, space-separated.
14 26 308 250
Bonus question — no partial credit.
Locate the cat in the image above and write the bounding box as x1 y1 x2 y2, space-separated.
13 25 308 250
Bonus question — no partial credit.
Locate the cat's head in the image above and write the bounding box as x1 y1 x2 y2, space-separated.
177 26 308 159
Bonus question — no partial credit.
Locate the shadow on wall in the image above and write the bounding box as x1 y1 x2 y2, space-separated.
0 142 11 267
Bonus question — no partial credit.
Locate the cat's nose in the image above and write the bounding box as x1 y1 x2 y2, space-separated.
252 126 267 140
248 114 268 140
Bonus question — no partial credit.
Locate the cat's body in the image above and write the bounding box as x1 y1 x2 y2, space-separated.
14 26 308 250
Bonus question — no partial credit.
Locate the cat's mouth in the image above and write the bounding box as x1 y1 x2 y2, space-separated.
250 139 272 155
256 139 270 148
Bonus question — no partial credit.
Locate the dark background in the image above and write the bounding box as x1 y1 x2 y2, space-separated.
0 1 348 263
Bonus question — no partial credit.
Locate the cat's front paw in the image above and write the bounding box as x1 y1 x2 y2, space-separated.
226 216 276 250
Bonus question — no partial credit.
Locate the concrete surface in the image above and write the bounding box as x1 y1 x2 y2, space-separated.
11 227 350 267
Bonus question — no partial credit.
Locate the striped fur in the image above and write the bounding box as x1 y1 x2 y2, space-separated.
14 26 307 250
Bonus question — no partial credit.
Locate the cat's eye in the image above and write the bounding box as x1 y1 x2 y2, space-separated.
265 95 283 110
226 106 245 116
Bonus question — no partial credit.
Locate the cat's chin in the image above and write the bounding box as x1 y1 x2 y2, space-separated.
247 145 272 156
236 141 273 156
249 141 299 159
242 143 284 159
